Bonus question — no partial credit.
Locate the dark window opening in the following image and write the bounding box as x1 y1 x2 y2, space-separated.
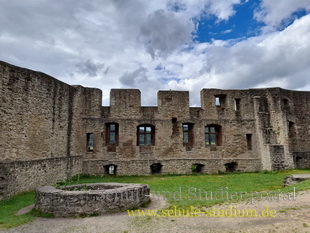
234 99 241 111
205 125 222 146
215 95 226 107
171 117 177 124
283 99 290 111
288 121 295 138
183 123 194 150
192 164 204 173
106 123 119 152
106 123 119 145
86 133 94 152
225 162 238 172
137 124 155 146
150 163 162 174
104 164 117 175
246 134 252 150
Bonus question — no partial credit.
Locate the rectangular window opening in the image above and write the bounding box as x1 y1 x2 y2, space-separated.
234 99 241 111
215 95 226 107
246 134 252 150
137 125 155 146
106 123 118 146
87 133 94 152
215 96 221 106
205 125 222 146
183 123 194 150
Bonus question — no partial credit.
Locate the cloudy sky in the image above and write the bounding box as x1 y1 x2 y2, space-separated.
1 0 310 106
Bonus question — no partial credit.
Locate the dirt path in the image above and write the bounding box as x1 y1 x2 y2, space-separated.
2 191 310 233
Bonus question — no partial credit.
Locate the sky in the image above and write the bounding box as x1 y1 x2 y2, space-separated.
0 0 310 106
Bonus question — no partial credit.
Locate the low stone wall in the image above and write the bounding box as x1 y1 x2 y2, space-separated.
35 183 150 217
0 156 82 200
283 174 310 186
83 158 261 176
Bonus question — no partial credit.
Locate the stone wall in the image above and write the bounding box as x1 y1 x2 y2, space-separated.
83 159 261 176
83 88 278 175
0 61 100 199
0 156 82 199
35 183 150 217
1 61 310 199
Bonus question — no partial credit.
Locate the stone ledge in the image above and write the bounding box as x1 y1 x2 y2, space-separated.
283 174 310 186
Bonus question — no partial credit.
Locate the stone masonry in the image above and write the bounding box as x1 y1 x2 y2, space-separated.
35 183 150 217
1 61 310 199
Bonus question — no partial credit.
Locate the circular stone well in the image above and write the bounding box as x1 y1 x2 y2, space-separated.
35 183 150 217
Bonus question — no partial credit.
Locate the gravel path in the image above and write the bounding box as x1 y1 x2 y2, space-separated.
2 190 310 233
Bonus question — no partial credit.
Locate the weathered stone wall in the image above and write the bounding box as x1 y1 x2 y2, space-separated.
83 88 266 175
84 87 310 175
35 183 150 217
280 89 310 152
0 61 101 199
1 62 73 161
1 61 310 198
83 159 261 176
0 156 82 199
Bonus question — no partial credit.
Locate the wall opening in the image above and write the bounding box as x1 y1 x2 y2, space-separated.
150 163 163 174
294 156 302 169
205 125 222 146
104 164 117 175
192 164 204 173
288 121 295 138
246 134 252 150
183 123 194 150
214 95 226 107
171 118 179 138
106 123 119 152
225 162 238 172
137 124 155 146
86 133 94 152
282 98 290 111
106 123 119 145
234 99 241 111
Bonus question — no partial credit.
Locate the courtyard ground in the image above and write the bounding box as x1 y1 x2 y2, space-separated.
1 190 309 233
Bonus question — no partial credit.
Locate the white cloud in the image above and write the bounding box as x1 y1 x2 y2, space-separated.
255 0 310 28
0 0 309 106
139 9 194 58
159 14 310 105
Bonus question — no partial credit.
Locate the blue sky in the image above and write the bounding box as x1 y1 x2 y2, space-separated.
0 0 310 106
195 0 309 43
195 0 263 42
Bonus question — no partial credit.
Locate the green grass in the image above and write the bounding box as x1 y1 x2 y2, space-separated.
61 169 310 208
1 169 310 229
0 192 35 229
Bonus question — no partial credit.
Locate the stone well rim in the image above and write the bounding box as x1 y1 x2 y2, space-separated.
36 182 148 194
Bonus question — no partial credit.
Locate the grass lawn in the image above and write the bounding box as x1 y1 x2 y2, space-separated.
0 169 310 229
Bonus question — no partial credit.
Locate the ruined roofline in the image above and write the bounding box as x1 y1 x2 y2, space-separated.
0 60 71 88
201 87 310 93
2 61 310 105
0 60 103 92
108 87 310 109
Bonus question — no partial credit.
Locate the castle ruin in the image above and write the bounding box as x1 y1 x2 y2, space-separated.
1 61 310 199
